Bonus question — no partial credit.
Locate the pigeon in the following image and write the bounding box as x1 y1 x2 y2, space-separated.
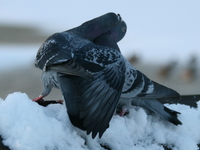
94 17 182 126
33 12 181 139
33 12 127 138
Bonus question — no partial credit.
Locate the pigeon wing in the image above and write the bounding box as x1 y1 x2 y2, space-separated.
59 56 125 138
49 59 94 79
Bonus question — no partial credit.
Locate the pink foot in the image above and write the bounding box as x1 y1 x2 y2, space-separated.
32 95 44 102
32 96 63 107
119 108 127 116
56 100 63 104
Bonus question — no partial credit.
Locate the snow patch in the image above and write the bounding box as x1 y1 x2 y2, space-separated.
0 92 200 150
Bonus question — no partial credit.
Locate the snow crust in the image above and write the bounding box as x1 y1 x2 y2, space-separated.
0 92 200 150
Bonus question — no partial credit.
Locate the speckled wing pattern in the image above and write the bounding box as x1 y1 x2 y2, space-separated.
58 45 126 138
121 59 180 99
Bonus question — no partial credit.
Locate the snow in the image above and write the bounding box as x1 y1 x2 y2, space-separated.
0 92 200 150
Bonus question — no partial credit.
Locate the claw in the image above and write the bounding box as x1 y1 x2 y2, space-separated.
32 96 63 107
119 108 127 116
57 100 63 104
32 95 44 102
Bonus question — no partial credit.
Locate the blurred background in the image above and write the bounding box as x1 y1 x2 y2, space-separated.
0 0 200 100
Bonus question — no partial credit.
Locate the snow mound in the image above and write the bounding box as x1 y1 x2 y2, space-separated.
0 92 200 150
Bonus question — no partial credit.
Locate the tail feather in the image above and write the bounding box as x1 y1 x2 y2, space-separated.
163 106 182 125
132 98 182 125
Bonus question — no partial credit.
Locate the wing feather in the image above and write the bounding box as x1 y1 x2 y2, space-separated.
62 57 125 138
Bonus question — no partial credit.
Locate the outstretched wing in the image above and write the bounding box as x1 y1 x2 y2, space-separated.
59 47 125 138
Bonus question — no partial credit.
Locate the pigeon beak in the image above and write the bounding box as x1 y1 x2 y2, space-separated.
122 27 127 33
117 14 122 21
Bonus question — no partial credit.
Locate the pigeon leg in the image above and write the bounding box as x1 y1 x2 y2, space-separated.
32 96 63 106
56 100 63 104
32 95 45 102
119 108 127 116
32 95 63 104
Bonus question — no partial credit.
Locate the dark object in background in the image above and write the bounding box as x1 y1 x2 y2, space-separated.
128 54 140 65
157 94 200 108
158 61 177 79
0 25 47 44
181 55 198 82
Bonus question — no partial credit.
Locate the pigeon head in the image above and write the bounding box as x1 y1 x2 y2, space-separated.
94 15 127 51
109 14 127 42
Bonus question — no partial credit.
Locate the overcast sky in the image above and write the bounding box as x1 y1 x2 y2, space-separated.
1 0 200 64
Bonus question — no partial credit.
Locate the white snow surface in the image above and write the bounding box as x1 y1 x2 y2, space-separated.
0 92 200 150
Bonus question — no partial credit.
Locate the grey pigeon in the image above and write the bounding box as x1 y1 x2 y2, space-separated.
94 18 182 126
34 12 127 138
33 12 181 139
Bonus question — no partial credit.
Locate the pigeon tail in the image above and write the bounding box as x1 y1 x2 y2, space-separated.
152 81 180 99
132 98 182 125
135 71 180 99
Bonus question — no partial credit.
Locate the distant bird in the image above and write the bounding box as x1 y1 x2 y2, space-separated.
33 12 181 139
158 61 177 79
181 55 198 82
128 54 140 65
